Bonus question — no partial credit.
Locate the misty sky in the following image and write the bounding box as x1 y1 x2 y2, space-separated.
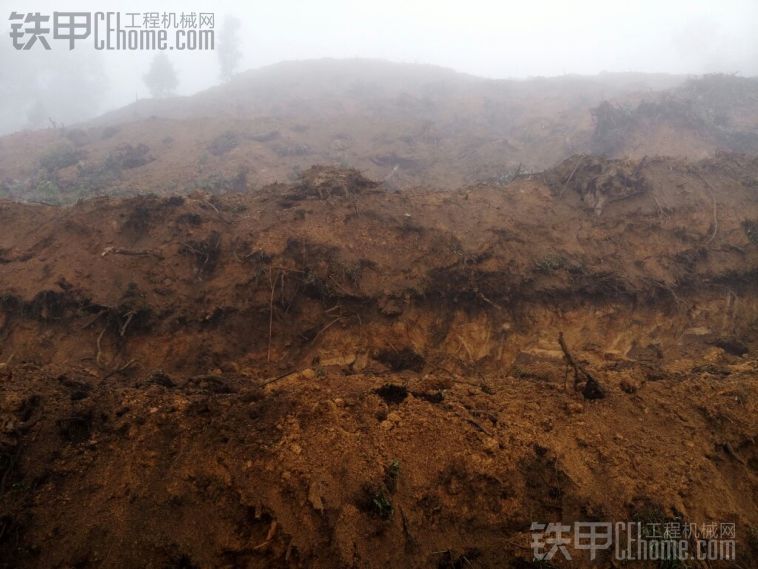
2 0 758 120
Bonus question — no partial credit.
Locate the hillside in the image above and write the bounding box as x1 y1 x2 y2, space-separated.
2 60 737 203
1 59 757 568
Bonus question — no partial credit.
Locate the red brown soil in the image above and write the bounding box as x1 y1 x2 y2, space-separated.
1 154 757 567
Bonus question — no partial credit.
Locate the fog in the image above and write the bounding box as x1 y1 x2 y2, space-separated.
1 0 757 135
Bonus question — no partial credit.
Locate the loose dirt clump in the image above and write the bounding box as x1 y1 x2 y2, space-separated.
291 165 380 200
546 154 649 214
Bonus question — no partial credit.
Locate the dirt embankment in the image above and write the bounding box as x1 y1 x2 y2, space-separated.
1 156 756 375
1 156 757 568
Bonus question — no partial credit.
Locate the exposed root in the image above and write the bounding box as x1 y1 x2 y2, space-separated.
309 317 344 345
100 247 164 259
558 332 605 400
119 311 135 337
101 359 137 380
95 327 107 367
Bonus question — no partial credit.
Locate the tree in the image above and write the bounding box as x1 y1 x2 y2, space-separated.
0 41 108 134
143 53 178 98
217 16 242 81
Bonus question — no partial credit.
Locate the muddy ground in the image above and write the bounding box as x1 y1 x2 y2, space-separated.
0 155 757 567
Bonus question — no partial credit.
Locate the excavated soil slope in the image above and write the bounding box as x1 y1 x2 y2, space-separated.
0 155 757 568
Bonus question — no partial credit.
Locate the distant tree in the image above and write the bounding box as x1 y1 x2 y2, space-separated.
143 53 178 98
217 16 242 81
0 40 108 134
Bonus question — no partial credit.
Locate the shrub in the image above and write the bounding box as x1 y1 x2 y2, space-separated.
39 145 85 172
207 131 239 156
105 143 153 170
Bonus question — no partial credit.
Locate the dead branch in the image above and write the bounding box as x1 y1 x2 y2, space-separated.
252 520 278 550
309 317 344 344
558 332 605 399
268 265 304 274
203 199 220 215
260 368 302 386
101 359 137 380
477 291 502 310
267 268 277 363
79 310 106 330
119 311 135 337
452 410 492 436
563 157 583 185
694 171 719 245
606 188 646 205
101 247 164 259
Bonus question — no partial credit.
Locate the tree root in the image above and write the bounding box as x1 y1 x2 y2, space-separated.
558 332 605 400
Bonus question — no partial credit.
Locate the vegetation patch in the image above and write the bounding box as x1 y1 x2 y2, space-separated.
207 131 240 156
